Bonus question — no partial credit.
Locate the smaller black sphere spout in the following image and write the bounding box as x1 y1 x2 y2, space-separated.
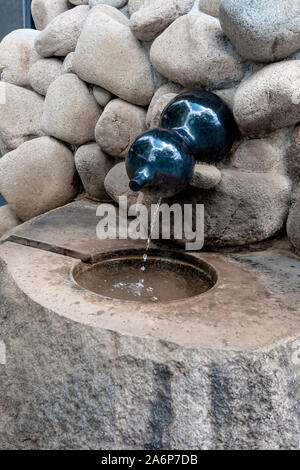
126 128 195 198
125 91 238 198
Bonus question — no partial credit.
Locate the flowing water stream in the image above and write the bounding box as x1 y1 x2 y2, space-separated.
112 198 162 301
141 197 162 271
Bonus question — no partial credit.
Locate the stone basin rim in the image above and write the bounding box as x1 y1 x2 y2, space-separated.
71 248 219 304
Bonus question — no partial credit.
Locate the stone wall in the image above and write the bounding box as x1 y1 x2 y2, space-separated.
0 0 299 251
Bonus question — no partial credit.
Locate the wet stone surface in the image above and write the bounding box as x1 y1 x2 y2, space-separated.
230 251 300 296
3 199 148 262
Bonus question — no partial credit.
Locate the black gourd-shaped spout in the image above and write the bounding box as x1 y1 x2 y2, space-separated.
126 91 238 197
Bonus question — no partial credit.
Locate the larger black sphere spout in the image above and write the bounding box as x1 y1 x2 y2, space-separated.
161 90 239 163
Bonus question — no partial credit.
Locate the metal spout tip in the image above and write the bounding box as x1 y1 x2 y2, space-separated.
129 170 152 192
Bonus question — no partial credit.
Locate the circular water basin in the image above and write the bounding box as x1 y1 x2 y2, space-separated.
72 249 217 303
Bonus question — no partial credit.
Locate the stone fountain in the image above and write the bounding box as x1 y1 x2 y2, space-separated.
0 0 299 450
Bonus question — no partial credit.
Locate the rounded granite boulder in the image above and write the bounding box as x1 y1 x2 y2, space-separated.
95 99 147 158
150 13 244 90
233 61 300 136
129 0 194 42
34 5 90 57
31 0 73 31
219 0 300 63
0 29 40 87
42 73 102 146
29 58 63 96
0 137 77 221
73 5 155 105
75 143 114 200
0 82 45 152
